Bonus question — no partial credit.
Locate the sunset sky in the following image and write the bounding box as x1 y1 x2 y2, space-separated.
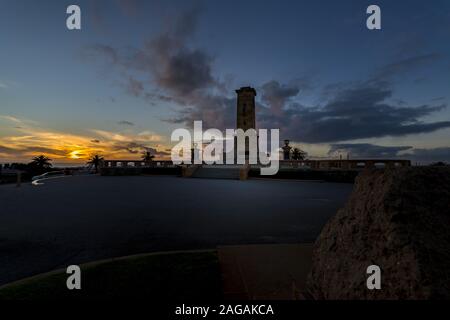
1 0 450 164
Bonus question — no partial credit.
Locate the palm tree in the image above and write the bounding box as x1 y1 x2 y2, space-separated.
142 151 155 164
87 154 104 173
292 148 307 161
29 155 52 171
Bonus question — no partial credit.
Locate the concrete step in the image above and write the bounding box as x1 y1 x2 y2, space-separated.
191 166 241 180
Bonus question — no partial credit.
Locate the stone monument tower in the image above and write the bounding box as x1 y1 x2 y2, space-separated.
236 87 256 131
234 87 257 161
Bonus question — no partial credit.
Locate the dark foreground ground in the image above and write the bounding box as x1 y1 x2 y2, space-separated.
0 175 352 285
0 251 221 300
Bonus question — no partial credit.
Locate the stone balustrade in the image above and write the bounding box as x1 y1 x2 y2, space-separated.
101 159 411 171
280 159 411 170
102 160 175 168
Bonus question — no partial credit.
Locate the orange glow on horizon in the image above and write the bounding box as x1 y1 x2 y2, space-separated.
0 115 169 164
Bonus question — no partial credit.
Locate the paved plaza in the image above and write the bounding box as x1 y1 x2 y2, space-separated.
0 175 353 285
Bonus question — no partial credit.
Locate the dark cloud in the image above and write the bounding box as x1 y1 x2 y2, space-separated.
125 77 144 97
84 7 449 144
260 81 300 116
131 4 217 98
87 5 216 98
0 145 16 153
259 82 450 143
164 93 235 129
404 147 450 163
85 5 228 128
233 55 447 143
144 147 171 157
117 120 135 126
326 143 450 163
83 44 119 64
328 143 413 158
112 142 170 157
155 49 215 96
24 147 68 156
370 53 441 83
0 145 67 157
113 142 144 154
134 5 232 129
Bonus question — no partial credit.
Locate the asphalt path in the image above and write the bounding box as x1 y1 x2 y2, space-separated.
0 175 353 285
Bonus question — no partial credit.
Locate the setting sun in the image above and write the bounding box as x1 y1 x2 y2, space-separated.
68 150 84 160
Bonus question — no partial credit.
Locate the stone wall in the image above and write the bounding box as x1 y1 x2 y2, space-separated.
307 167 450 299
100 166 181 176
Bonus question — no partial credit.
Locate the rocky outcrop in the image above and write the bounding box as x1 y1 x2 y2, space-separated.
307 167 450 299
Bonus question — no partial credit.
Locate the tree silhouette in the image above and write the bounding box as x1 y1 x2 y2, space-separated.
292 148 307 161
142 151 155 164
87 154 104 173
29 155 52 170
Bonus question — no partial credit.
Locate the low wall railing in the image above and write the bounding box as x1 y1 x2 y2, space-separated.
102 159 411 170
102 160 175 168
280 159 411 170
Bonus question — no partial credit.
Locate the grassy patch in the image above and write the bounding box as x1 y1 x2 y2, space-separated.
0 251 222 300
